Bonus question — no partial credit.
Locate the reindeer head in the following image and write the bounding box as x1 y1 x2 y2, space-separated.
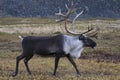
78 34 96 48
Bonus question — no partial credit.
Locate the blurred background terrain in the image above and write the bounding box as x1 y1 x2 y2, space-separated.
0 0 120 18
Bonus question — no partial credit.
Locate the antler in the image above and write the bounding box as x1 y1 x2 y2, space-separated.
64 10 85 35
56 2 96 36
64 23 94 35
71 10 84 31
87 26 100 39
64 21 81 35
55 3 77 23
55 8 66 17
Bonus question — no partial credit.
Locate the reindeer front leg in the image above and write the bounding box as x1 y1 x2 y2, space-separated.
53 55 60 76
66 54 80 75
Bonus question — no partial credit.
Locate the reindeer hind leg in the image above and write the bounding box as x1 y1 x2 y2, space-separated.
24 54 33 75
12 54 25 77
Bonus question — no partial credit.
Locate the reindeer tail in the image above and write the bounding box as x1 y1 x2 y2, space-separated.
18 35 24 41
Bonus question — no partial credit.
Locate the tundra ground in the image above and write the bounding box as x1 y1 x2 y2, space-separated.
0 18 120 80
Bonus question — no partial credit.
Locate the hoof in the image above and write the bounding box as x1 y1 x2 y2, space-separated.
77 72 81 76
12 72 17 77
77 74 81 77
52 73 56 76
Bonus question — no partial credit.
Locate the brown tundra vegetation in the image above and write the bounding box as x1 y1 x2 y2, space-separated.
0 18 120 80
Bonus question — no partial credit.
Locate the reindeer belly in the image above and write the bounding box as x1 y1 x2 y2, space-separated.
34 46 57 56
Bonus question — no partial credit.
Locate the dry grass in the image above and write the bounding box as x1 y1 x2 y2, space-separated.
0 17 120 80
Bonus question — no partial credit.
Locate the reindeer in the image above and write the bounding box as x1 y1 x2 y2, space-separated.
12 3 98 77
